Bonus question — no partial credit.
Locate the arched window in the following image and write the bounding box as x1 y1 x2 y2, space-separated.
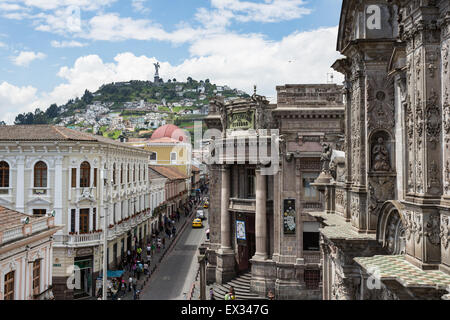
80 161 91 188
34 161 47 188
0 161 9 188
113 163 116 185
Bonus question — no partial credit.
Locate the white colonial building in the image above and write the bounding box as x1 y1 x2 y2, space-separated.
0 206 61 300
0 125 155 299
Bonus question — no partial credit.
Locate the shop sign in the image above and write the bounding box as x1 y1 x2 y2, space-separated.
228 110 255 130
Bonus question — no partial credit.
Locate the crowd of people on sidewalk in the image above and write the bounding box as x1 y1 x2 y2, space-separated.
95 191 207 300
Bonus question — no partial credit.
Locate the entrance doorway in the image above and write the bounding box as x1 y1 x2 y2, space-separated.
74 256 93 299
236 213 255 273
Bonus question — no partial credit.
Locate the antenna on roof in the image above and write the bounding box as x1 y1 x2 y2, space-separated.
327 73 335 84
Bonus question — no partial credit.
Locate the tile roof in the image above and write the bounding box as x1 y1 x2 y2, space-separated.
149 165 188 180
0 125 147 152
309 211 376 241
354 255 450 290
0 205 42 232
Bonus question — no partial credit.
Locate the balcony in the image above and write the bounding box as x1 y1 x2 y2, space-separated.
68 233 102 246
301 202 323 211
229 198 256 212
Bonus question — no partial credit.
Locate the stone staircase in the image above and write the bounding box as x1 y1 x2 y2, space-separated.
212 272 266 300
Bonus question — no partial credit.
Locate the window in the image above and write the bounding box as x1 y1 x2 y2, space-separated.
0 161 10 188
149 152 157 162
302 173 319 201
133 164 136 182
93 168 97 187
304 270 320 290
71 168 77 188
32 260 41 296
33 209 46 216
246 169 255 198
70 209 76 233
80 162 91 188
4 271 14 300
120 164 123 184
303 232 320 251
34 161 47 188
93 208 96 231
170 152 177 164
113 163 116 185
79 208 89 234
127 164 130 183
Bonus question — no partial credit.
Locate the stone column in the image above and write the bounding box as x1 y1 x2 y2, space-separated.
216 165 235 284
254 167 267 260
220 166 231 250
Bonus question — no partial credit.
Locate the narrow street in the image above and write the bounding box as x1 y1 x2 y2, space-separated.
139 207 209 300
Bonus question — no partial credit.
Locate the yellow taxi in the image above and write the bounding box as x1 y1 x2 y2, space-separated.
192 218 203 228
203 202 209 209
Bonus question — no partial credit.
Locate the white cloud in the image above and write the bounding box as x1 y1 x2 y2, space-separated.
51 40 87 48
0 82 39 124
0 42 7 48
0 26 343 124
132 0 150 14
12 51 47 66
197 0 311 27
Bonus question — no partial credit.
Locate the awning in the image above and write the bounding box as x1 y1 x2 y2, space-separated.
98 270 125 279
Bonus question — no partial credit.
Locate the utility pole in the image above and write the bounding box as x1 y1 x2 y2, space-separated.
101 155 111 300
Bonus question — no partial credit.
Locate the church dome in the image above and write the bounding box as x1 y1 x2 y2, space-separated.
150 124 187 142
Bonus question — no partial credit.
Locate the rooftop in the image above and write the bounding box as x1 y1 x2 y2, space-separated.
149 165 188 180
0 125 147 152
354 255 450 290
309 211 376 241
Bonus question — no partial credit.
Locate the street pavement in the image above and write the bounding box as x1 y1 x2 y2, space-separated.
116 197 208 300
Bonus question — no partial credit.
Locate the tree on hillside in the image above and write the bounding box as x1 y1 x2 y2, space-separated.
45 104 59 118
81 90 94 104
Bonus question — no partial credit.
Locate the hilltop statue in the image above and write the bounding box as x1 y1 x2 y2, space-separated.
154 62 160 77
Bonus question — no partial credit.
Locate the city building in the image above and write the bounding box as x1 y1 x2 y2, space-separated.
149 166 190 223
310 0 450 300
0 206 61 300
0 125 154 299
204 84 344 299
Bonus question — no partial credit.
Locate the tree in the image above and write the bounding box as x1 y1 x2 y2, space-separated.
81 90 94 104
45 104 59 118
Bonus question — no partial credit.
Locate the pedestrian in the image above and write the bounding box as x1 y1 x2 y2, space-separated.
132 263 137 277
144 262 149 275
172 226 176 237
128 276 133 292
146 243 151 257
225 287 235 300
210 288 215 300
162 237 165 249
267 289 275 300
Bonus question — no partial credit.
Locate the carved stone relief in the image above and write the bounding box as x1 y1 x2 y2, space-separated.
424 214 441 247
368 176 395 218
440 216 450 250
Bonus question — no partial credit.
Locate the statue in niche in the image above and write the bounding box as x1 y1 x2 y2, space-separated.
372 137 390 171
320 143 332 173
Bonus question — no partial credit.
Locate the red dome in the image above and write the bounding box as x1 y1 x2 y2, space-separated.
150 124 187 142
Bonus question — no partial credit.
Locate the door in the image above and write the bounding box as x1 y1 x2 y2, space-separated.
79 209 89 234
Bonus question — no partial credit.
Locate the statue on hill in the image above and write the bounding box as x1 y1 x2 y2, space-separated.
154 62 160 77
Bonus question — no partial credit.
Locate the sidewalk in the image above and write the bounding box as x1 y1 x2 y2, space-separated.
116 198 203 300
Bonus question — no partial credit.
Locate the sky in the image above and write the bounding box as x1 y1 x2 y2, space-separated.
0 0 344 124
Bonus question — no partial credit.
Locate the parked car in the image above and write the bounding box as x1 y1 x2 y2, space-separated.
196 210 206 220
192 218 203 228
203 202 209 209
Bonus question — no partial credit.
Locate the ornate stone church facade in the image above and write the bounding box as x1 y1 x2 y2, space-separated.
311 0 450 300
